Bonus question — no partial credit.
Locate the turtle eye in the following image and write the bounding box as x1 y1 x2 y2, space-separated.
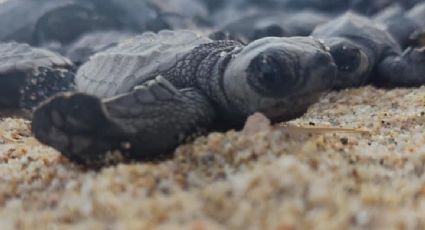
247 53 296 97
257 60 281 87
331 44 361 72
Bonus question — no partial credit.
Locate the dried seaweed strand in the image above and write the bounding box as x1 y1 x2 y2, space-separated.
278 124 370 134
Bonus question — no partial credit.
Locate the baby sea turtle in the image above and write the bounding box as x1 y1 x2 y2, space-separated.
0 0 72 44
21 14 425 166
1 0 170 48
0 42 74 109
30 30 336 165
311 11 425 88
374 2 425 48
33 4 120 48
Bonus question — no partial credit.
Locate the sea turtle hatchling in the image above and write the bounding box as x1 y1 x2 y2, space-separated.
311 11 425 88
0 42 75 110
0 0 171 48
30 30 336 165
0 0 72 44
23 12 425 166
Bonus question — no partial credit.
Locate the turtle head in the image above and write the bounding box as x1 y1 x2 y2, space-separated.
326 38 372 88
222 37 336 122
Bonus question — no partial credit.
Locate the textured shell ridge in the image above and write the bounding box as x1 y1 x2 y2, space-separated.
76 30 211 98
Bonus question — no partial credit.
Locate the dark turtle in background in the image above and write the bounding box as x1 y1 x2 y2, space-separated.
216 10 331 42
33 0 171 48
66 31 135 66
208 0 382 15
32 4 120 48
373 2 425 48
79 0 171 33
199 0 226 13
204 0 414 42
278 0 350 12
0 0 72 44
282 0 424 15
373 4 412 47
149 0 212 29
216 0 425 15
0 0 171 50
0 42 74 109
311 11 425 88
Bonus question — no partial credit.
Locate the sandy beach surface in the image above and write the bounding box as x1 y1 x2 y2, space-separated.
0 86 425 230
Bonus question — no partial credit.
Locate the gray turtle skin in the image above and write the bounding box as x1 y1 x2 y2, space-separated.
0 42 75 109
31 30 336 165
312 11 425 88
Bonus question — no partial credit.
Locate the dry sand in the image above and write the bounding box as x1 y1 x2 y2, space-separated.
1 86 425 230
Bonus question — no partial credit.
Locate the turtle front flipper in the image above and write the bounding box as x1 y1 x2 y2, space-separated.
375 46 425 87
32 76 216 166
32 92 128 166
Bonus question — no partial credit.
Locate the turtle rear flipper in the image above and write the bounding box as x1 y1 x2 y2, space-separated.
32 76 216 166
375 47 425 87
